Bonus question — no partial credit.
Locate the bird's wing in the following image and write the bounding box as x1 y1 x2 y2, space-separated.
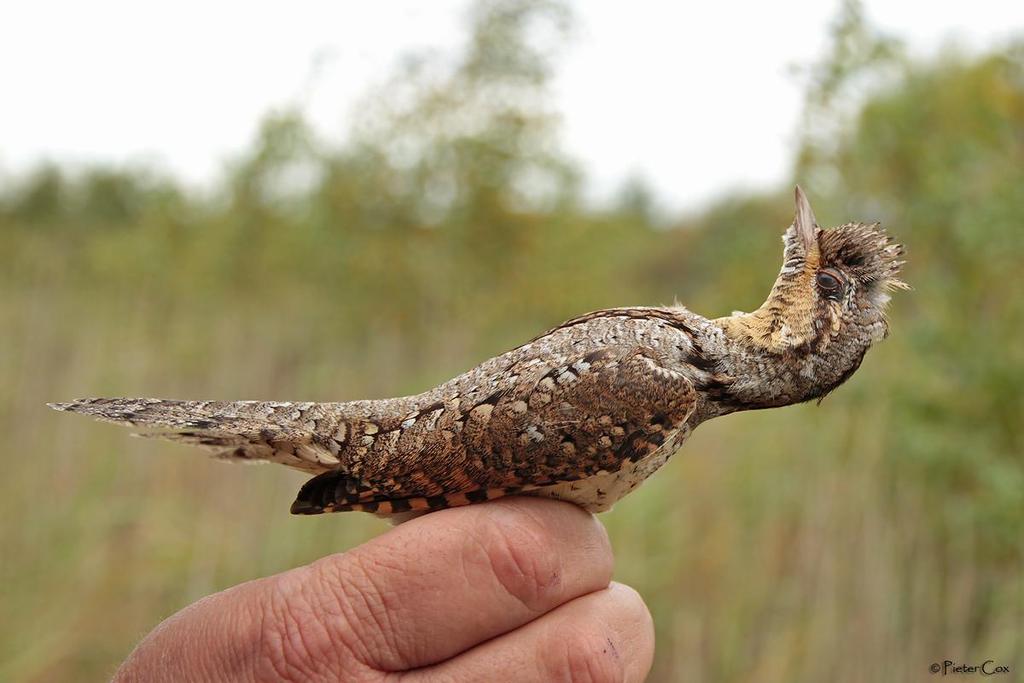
292 343 697 514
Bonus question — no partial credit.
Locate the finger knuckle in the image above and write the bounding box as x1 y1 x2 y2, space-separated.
254 566 382 681
309 551 408 669
472 507 564 612
254 569 338 682
542 626 627 683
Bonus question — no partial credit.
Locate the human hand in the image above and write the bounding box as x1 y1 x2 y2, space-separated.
114 497 654 682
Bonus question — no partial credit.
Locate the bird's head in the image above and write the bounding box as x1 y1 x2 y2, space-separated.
716 187 907 404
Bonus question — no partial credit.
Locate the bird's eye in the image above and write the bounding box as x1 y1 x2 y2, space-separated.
815 270 845 299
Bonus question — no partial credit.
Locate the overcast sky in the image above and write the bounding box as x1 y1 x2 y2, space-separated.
1 1 1019 211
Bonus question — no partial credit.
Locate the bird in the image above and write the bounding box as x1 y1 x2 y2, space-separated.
51 187 906 519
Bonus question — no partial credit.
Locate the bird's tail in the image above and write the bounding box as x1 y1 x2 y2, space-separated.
49 397 346 474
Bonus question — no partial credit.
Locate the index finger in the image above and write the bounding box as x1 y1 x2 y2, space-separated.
298 496 614 672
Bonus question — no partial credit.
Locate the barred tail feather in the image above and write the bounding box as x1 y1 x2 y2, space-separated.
48 397 341 474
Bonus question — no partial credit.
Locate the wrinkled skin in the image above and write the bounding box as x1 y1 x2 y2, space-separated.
114 498 655 683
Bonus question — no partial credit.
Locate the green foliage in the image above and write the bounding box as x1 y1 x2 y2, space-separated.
1 1 1020 680
806 35 1024 558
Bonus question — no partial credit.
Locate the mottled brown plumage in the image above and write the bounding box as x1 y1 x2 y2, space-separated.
51 188 906 518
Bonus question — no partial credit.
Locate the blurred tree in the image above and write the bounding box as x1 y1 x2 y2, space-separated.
794 0 904 197
4 164 66 225
798 9 1024 560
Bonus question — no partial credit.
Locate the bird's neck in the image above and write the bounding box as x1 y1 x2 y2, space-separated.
715 273 822 353
685 309 858 414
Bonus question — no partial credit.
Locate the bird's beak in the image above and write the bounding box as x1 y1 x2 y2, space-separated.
794 185 821 267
